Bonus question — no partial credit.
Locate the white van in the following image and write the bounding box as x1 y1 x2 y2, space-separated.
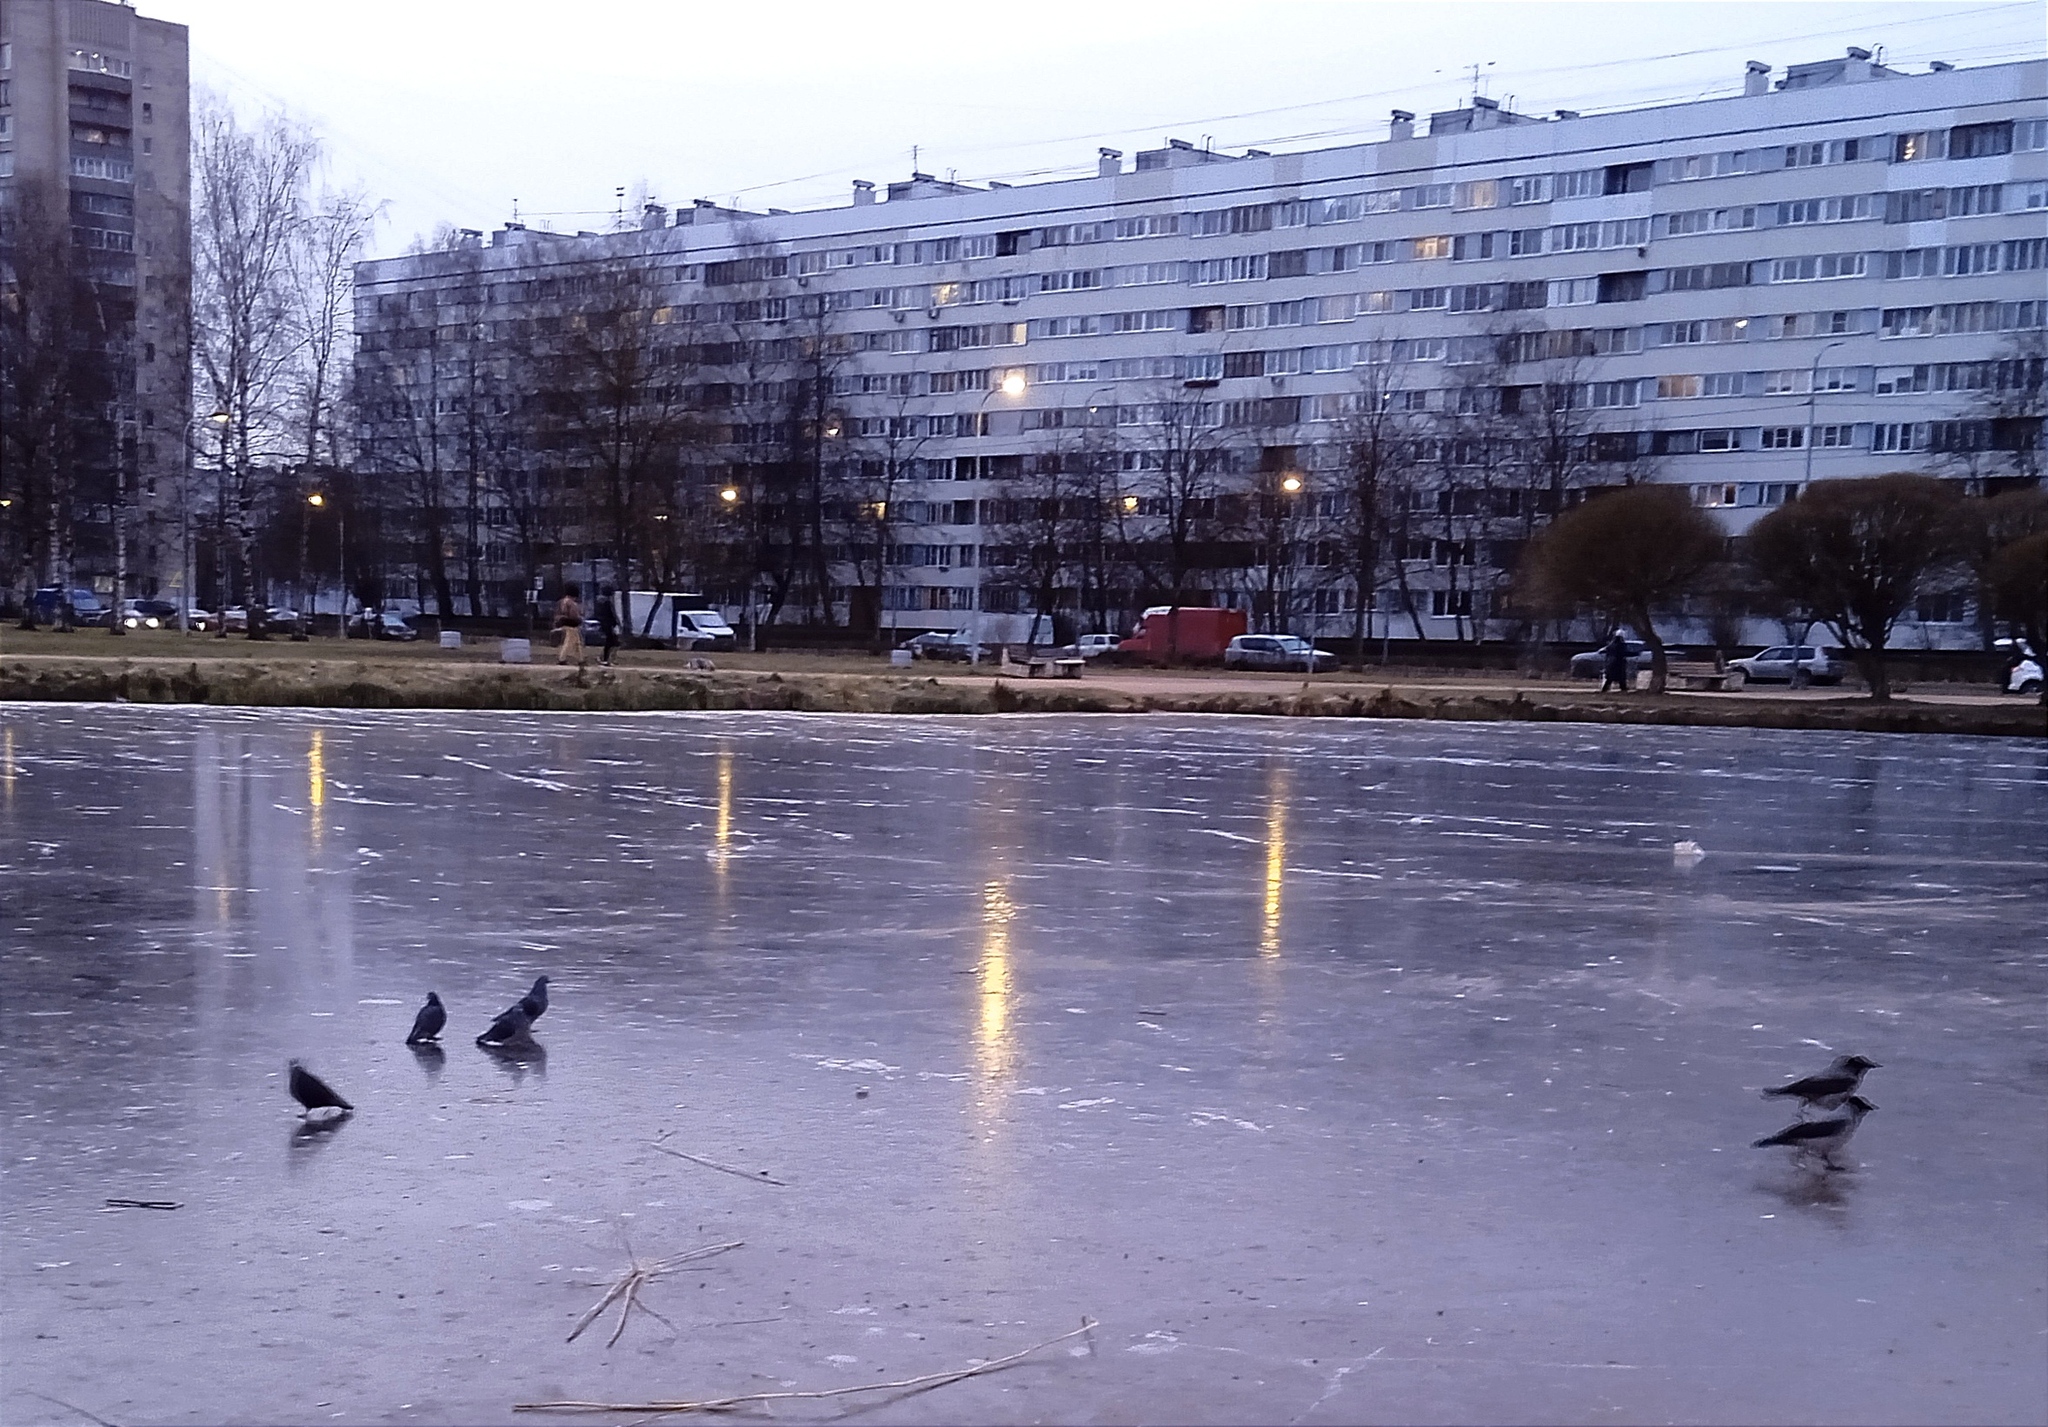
624 592 737 650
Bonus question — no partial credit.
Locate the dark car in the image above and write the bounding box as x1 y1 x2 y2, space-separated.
899 630 987 662
1568 639 1657 679
30 587 112 627
118 598 181 629
347 609 418 641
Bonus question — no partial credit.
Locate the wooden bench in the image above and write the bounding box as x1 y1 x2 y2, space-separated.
1002 654 1086 679
1667 662 1732 691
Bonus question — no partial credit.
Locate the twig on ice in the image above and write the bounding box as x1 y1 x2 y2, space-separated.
650 1130 787 1187
566 1241 745 1347
517 1316 1098 1414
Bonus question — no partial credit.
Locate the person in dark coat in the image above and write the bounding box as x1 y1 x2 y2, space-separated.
1600 631 1632 693
596 585 621 667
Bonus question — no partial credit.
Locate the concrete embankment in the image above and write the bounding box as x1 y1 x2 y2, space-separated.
2 655 2040 736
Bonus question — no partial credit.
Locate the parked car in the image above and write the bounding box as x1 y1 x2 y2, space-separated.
117 598 180 630
1727 645 1841 687
2008 654 2043 696
1076 633 1122 658
899 630 987 662
1223 634 1339 672
30 587 112 627
347 609 418 641
1567 638 1657 679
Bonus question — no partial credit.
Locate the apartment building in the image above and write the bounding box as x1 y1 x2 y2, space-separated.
353 50 2045 643
0 0 191 604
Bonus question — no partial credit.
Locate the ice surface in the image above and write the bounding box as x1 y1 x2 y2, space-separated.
1 708 2044 1425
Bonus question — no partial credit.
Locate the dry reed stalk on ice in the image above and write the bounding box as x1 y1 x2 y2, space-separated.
566 1241 746 1348
518 1316 1097 1415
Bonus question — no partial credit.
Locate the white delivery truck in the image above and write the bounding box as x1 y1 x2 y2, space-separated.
624 592 738 651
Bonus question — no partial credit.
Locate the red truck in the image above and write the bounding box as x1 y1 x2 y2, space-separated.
1118 605 1248 662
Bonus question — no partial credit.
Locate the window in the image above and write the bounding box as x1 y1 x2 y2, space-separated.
1549 277 1597 306
1508 175 1551 205
1115 261 1181 286
1408 287 1448 310
1587 380 1639 409
1412 235 1452 260
1430 590 1473 617
1815 424 1855 448
1192 204 1274 236
1659 374 1703 399
1191 255 1266 284
1697 429 1739 453
2019 118 2048 152
1313 294 1357 323
1222 351 1266 379
995 230 1030 256
1771 253 1866 282
1604 162 1654 194
1114 214 1180 240
1873 421 1923 453
1550 222 1600 252
1187 306 1225 334
1761 426 1805 449
1407 184 1452 209
1455 180 1501 210
1948 121 2013 159
1892 131 1943 163
1596 271 1646 303
1695 483 1741 506
1508 228 1544 256
1553 169 1601 200
1450 232 1497 261
1780 194 1874 224
1268 249 1309 279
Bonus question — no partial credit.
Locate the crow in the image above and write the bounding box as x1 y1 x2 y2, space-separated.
1753 1095 1876 1169
476 1002 534 1047
1762 1054 1879 1113
287 1060 354 1117
517 976 551 1023
406 992 447 1045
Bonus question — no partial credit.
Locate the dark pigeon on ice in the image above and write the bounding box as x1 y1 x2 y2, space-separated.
1761 1054 1879 1112
287 1059 354 1116
476 1002 535 1047
406 992 447 1044
1753 1095 1875 1169
517 976 550 1023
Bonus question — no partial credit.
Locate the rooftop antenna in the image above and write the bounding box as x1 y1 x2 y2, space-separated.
912 144 920 173
1469 60 1495 100
614 185 626 229
511 197 520 222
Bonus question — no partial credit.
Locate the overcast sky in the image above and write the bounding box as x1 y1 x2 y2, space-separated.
146 0 2046 258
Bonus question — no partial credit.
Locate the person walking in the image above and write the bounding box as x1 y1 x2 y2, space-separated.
1600 630 1632 693
596 584 621 667
554 584 585 666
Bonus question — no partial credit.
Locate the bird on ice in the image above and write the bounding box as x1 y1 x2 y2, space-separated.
287 1060 354 1118
1753 1095 1876 1169
516 976 550 1023
1761 1054 1880 1113
476 1002 535 1047
405 992 447 1045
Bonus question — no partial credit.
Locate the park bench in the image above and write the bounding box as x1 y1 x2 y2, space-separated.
1667 662 1732 691
1002 651 1085 679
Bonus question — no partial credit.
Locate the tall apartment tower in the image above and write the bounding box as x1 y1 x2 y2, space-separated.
0 0 190 603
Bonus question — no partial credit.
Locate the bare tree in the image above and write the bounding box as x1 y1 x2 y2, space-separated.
1321 338 1424 659
1519 484 1723 693
191 98 315 630
1110 382 1241 659
1745 473 1963 702
1 179 119 627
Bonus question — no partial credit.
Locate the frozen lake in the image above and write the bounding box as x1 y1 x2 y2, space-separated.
1 707 2043 1426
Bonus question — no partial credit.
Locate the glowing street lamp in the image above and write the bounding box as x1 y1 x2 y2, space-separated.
999 369 1027 399
719 485 740 505
1280 474 1304 494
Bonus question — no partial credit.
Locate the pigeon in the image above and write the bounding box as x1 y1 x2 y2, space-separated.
287 1059 354 1117
1762 1054 1880 1113
406 992 447 1045
517 976 551 1023
1753 1095 1876 1169
476 1002 534 1047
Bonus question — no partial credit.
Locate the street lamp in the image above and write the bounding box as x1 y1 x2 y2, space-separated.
719 485 739 505
306 491 345 636
1802 339 1847 490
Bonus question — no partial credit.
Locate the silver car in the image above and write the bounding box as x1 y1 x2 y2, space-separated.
1224 634 1338 672
1727 645 1841 688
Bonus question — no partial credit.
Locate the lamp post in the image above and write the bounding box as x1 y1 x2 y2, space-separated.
962 371 1029 657
307 491 343 635
206 405 231 637
1802 339 1847 490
